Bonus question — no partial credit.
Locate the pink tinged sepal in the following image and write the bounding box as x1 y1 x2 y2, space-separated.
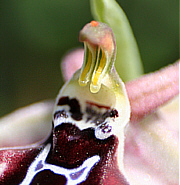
61 48 84 82
124 61 179 185
124 96 179 185
126 61 179 123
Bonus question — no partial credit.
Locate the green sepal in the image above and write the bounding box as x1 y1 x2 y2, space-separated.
90 0 144 82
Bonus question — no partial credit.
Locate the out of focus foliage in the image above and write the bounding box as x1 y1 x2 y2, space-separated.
0 0 178 117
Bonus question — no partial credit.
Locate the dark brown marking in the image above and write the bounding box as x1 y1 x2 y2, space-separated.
57 96 69 106
54 110 68 120
86 107 119 125
110 109 119 118
57 96 83 121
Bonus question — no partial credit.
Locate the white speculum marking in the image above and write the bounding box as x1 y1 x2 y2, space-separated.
53 93 119 140
20 144 100 185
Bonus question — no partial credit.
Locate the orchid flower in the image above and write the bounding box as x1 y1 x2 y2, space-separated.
0 0 179 185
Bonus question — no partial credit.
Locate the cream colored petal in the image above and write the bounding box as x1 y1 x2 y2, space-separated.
0 101 53 149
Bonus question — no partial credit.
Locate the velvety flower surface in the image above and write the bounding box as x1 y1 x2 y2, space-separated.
0 0 178 184
0 53 178 185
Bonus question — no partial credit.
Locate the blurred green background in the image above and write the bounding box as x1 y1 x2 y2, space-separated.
0 0 179 117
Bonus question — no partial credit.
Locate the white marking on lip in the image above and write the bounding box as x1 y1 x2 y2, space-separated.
20 143 100 185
